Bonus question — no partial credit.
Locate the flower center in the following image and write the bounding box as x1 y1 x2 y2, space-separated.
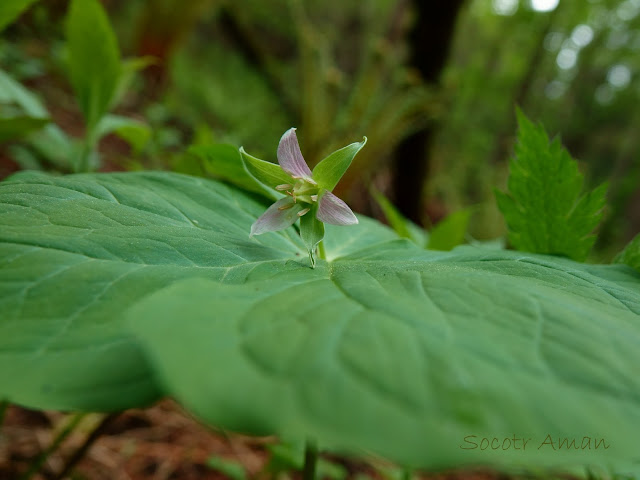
277 179 319 204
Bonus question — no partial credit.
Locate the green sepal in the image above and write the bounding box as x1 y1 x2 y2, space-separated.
239 147 294 190
312 137 367 191
299 203 325 268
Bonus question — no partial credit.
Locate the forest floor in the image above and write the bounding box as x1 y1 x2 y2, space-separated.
0 400 504 480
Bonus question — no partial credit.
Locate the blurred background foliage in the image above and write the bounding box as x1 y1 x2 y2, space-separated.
1 0 638 260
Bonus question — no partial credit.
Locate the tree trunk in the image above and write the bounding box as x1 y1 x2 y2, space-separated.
391 1 466 224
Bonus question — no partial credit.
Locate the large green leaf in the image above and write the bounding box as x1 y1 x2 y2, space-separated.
0 171 303 411
1 172 639 473
65 0 121 130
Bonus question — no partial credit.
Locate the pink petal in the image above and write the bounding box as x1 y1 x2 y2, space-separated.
250 197 304 236
316 191 358 226
277 128 314 181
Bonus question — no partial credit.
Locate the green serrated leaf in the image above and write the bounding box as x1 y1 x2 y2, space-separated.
239 146 294 189
0 172 639 474
312 137 367 191
615 234 640 272
427 209 471 251
66 0 121 130
0 0 39 32
0 116 50 143
190 144 274 198
496 111 607 261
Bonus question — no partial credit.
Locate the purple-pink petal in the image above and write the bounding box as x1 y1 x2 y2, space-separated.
277 128 314 181
250 197 304 236
316 191 358 226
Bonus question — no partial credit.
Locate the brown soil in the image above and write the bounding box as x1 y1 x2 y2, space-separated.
0 400 504 480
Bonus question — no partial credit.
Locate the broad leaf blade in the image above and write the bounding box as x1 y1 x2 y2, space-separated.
66 0 121 130
312 137 367 191
1 172 639 475
496 111 606 261
126 249 640 470
0 171 304 410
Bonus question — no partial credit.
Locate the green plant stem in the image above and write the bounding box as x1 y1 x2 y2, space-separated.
317 240 326 261
20 412 87 480
51 412 118 480
76 141 92 173
302 440 318 480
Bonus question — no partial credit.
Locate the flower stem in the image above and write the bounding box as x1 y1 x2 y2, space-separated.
302 440 318 480
75 140 92 173
317 240 326 261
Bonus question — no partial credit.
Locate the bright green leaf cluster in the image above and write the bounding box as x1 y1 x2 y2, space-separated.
495 111 607 262
0 0 150 172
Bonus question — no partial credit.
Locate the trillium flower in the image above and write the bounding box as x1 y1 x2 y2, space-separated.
240 128 367 266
